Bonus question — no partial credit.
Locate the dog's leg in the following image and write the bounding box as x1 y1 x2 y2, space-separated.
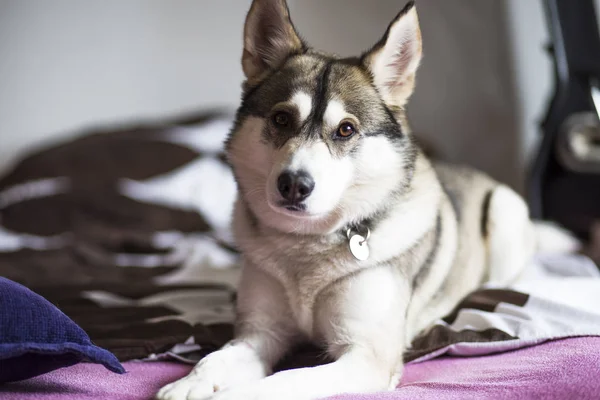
485 185 536 286
210 266 409 400
156 264 297 400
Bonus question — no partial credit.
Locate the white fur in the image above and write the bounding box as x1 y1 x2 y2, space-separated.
290 91 312 122
323 99 351 128
486 185 536 286
278 141 353 216
157 344 268 400
339 135 408 232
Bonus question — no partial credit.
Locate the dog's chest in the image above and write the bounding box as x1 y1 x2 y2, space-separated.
244 233 362 337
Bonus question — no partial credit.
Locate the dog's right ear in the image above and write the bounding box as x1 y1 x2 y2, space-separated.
242 0 305 81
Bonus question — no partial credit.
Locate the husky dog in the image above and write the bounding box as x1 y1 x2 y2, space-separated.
158 1 536 399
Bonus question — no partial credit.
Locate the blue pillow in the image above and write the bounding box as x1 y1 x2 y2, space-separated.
0 277 124 383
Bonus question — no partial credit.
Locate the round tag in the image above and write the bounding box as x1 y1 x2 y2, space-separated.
349 234 369 261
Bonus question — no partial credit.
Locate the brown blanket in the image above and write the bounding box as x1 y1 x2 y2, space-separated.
0 113 239 361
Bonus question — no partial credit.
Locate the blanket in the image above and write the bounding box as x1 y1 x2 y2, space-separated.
0 113 598 367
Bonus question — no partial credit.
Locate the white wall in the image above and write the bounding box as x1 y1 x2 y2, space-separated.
0 0 575 191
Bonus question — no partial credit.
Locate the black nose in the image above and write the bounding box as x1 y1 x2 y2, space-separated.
277 170 315 203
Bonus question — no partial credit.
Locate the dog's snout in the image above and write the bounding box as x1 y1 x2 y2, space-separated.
277 170 315 203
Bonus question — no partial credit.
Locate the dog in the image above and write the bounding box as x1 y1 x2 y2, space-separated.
157 1 538 399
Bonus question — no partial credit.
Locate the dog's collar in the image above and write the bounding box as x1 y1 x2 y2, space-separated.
344 224 370 238
341 221 372 261
340 216 375 237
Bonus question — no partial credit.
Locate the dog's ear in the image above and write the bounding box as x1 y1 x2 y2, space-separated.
362 2 422 109
242 0 305 81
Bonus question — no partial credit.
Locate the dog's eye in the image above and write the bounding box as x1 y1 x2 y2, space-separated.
272 111 291 127
336 122 356 138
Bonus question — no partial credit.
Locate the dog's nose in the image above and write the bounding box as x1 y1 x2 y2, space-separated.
277 170 315 203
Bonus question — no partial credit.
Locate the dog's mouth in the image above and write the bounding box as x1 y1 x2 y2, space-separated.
280 202 307 213
264 185 328 220
266 198 325 219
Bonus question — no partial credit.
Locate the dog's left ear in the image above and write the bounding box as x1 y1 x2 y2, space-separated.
362 2 422 109
242 0 305 81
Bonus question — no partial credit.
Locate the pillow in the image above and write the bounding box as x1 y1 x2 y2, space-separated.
0 277 124 383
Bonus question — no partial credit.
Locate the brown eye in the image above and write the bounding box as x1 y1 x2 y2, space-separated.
337 122 356 138
273 111 290 127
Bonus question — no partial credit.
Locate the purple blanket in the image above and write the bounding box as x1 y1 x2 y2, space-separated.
2 337 598 399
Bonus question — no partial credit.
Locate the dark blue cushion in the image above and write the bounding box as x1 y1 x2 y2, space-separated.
0 277 124 383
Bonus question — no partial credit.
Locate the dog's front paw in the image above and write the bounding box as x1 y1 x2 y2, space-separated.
155 346 268 400
209 383 288 400
156 374 216 400
209 373 314 400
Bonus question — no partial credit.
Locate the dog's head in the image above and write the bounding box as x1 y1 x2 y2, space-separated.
227 0 423 234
